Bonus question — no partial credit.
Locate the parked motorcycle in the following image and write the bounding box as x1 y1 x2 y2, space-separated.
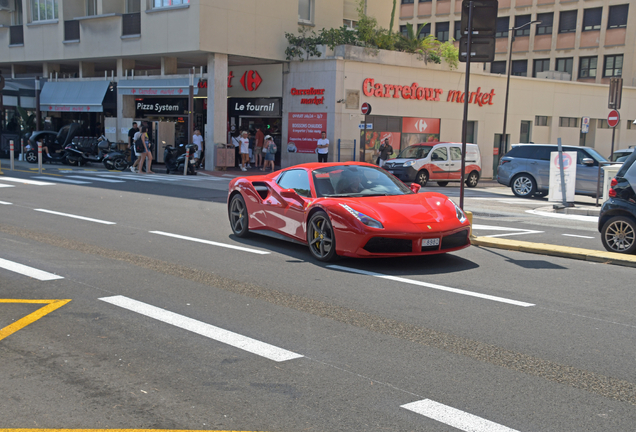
26 123 80 164
102 147 130 171
165 143 197 175
66 135 118 167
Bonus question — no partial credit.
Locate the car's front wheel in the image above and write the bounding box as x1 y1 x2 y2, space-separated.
511 174 536 198
601 216 636 254
307 211 337 262
25 150 37 163
466 171 480 188
415 170 429 187
229 194 249 237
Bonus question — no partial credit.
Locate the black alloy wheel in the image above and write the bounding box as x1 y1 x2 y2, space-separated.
437 181 449 187
415 170 429 187
307 211 337 262
25 150 37 164
511 174 536 198
466 171 479 188
601 216 636 254
113 156 128 171
229 194 249 237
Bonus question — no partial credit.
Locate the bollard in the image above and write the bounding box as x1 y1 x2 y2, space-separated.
10 140 14 170
38 141 43 174
183 148 190 175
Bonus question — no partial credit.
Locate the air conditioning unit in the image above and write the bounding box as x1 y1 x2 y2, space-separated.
0 0 14 12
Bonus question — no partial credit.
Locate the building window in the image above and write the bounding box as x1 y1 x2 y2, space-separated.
556 57 573 79
533 59 550 77
579 56 597 79
31 0 58 21
495 17 509 38
597 119 612 130
514 15 531 36
11 0 23 25
491 61 506 74
343 19 357 29
608 5 628 29
559 117 579 128
85 0 97 16
512 60 527 77
535 116 549 126
454 20 461 40
153 0 189 7
298 0 312 22
604 54 623 78
401 0 414 3
436 22 449 42
418 23 431 39
582 8 602 31
627 121 635 130
125 0 140 13
536 13 553 35
558 10 577 34
399 25 408 37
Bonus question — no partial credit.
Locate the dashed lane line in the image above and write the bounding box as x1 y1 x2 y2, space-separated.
0 257 64 281
34 209 116 225
66 175 126 183
562 233 595 239
150 230 271 255
99 295 304 362
0 200 12 205
0 183 14 188
327 265 535 307
0 299 71 341
33 176 90 185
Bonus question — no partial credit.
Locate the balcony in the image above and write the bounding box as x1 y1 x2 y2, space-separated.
122 12 141 37
9 25 23 46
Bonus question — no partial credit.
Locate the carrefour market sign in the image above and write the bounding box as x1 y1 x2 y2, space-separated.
362 78 495 107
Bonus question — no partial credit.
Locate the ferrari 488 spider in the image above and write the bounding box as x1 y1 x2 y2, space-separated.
227 162 471 261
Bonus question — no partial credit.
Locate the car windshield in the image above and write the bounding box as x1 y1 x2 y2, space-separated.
397 146 432 159
313 165 413 197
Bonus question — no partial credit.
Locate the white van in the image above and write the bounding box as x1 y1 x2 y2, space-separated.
383 142 482 187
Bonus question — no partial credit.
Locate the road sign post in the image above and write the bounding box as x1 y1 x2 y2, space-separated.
608 109 620 160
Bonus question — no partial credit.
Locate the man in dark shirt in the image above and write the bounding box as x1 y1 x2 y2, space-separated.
128 122 138 164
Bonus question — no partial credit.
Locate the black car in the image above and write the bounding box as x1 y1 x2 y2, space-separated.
599 150 636 254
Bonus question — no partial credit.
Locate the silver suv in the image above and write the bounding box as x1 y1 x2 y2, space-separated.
497 144 608 198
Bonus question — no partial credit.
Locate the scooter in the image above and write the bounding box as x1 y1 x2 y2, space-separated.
65 135 117 166
102 147 130 171
165 143 197 175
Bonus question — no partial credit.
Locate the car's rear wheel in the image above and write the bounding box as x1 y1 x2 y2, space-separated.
25 150 37 163
229 194 249 237
511 174 536 198
307 211 337 262
437 181 448 187
415 170 429 187
466 171 480 188
601 216 636 254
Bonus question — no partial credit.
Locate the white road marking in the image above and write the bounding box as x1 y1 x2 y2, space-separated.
472 224 544 238
100 174 156 182
33 176 90 185
0 184 14 188
562 233 595 239
0 257 64 281
0 176 55 186
99 295 303 362
150 231 270 255
401 399 519 432
34 209 116 225
526 209 598 223
66 175 126 183
468 197 539 205
327 265 534 307
0 201 12 205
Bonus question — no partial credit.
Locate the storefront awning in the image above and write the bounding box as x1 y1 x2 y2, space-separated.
117 78 198 96
40 81 111 113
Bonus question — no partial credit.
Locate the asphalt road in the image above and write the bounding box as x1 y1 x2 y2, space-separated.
1 165 634 432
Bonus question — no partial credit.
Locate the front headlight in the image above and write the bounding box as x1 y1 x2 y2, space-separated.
340 204 384 229
403 160 416 167
450 200 467 223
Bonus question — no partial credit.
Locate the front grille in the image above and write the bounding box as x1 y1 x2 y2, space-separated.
364 237 413 253
441 229 469 250
385 162 403 169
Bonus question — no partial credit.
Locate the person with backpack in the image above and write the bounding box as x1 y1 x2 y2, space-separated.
262 135 277 172
378 138 393 168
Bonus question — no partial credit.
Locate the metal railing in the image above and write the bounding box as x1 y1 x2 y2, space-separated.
337 139 357 162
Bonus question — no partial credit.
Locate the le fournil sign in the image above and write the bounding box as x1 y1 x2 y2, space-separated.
362 78 495 107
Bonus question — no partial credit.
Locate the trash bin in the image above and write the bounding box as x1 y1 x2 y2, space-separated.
215 143 235 170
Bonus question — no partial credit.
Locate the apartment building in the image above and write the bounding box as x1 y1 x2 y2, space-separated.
397 0 635 86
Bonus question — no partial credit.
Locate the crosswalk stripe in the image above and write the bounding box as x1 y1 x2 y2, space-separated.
0 176 55 186
66 175 126 183
0 184 15 188
0 257 64 281
33 176 90 185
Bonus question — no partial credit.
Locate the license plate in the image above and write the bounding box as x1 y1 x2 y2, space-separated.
422 238 440 247
388 170 394 174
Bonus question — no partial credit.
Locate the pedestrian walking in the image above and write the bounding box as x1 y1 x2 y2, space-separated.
254 125 264 169
128 122 139 166
378 138 393 168
317 131 329 163
136 126 155 174
263 135 277 172
239 131 250 171
192 128 204 169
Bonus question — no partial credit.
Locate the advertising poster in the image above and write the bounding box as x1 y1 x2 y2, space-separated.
548 151 577 202
287 113 327 153
361 131 401 160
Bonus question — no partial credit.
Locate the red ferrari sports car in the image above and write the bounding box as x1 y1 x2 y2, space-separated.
227 162 471 261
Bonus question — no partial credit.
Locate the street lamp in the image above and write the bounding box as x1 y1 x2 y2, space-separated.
499 20 541 160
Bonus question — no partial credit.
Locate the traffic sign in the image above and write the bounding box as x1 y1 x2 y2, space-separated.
581 116 590 134
361 102 372 115
607 110 620 128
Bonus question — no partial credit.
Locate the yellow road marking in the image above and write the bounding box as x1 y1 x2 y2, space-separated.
0 430 258 432
0 299 71 341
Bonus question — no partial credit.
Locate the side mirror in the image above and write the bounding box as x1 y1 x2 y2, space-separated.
582 158 594 166
410 183 421 193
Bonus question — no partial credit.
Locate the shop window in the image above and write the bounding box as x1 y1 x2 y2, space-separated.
125 0 141 13
582 8 601 31
153 0 189 7
418 23 431 39
31 0 58 22
86 0 97 16
514 15 531 37
511 60 527 77
597 119 611 130
298 0 312 23
608 5 628 29
454 20 461 41
579 56 597 79
556 57 573 80
559 117 578 128
436 22 449 42
495 17 509 38
490 61 506 74
466 121 476 144
603 54 623 78
558 10 577 34
533 59 550 78
535 13 553 35
535 116 549 127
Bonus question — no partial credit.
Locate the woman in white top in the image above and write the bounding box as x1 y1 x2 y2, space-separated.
239 131 250 171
